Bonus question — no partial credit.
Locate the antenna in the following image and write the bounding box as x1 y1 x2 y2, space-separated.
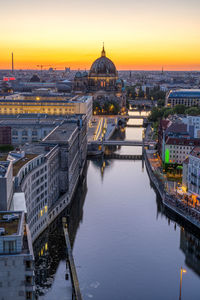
12 52 14 73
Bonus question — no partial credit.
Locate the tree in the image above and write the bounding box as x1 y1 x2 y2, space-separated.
185 107 200 116
173 104 186 114
163 108 173 118
157 99 165 108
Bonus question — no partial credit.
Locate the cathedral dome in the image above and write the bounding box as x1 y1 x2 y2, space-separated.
89 46 117 77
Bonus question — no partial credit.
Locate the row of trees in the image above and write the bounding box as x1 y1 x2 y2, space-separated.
126 85 166 101
93 100 120 115
148 105 200 123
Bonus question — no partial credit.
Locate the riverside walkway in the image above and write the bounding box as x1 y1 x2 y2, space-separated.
145 150 200 230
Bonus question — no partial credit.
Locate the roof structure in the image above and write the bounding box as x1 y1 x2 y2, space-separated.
168 89 200 98
89 46 117 77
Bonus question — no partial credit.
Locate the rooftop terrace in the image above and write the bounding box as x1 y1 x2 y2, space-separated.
13 154 38 176
0 212 21 236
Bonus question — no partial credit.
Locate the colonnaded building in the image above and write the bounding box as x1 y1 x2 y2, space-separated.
166 89 200 107
73 45 126 111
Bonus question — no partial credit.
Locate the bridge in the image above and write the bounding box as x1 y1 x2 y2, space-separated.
104 153 143 160
117 115 146 119
89 140 149 147
126 124 143 128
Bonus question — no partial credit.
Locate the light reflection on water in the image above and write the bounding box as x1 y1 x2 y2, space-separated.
72 159 200 300
34 115 200 300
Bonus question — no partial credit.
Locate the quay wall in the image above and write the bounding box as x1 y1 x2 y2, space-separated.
144 150 200 231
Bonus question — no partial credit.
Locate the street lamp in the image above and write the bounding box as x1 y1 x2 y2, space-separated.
179 266 187 300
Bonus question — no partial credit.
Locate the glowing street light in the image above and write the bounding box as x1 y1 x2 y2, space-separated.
179 267 187 300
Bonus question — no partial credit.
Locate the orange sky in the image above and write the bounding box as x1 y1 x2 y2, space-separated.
1 0 200 71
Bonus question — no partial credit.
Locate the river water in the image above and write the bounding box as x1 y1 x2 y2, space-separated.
35 112 200 300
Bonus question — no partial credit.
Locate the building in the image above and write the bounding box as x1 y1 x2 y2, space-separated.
158 119 171 157
0 161 13 210
0 211 35 300
0 127 11 145
0 114 91 146
0 93 93 121
182 157 189 191
159 117 200 165
12 115 87 241
0 116 62 145
166 89 200 107
182 115 200 138
187 147 200 200
73 46 126 111
163 138 200 165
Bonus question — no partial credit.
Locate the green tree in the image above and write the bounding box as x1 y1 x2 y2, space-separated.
185 107 200 116
157 99 165 108
163 108 173 118
173 104 186 114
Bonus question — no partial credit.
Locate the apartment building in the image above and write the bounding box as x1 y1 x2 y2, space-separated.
0 211 35 300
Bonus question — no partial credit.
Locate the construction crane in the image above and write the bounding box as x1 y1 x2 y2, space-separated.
36 64 52 72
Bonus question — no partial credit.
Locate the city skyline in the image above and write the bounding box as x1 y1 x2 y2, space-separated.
1 0 200 71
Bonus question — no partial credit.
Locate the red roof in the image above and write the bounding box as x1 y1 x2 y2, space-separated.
160 119 171 130
165 122 187 134
165 137 200 146
190 146 200 158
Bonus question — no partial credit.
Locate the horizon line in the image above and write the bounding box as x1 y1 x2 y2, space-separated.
0 68 200 72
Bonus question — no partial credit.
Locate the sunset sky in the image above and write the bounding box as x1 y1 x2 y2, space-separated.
1 0 200 70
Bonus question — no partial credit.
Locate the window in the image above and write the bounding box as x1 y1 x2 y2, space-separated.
22 130 28 136
3 240 16 253
26 291 32 300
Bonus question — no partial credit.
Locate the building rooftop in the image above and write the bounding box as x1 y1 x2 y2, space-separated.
0 161 10 178
190 147 200 159
43 122 77 144
0 211 22 236
0 114 84 126
183 157 189 164
13 154 38 176
11 193 27 213
168 89 200 98
166 137 200 146
165 122 188 135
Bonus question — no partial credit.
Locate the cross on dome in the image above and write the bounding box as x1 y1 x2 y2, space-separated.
101 43 106 57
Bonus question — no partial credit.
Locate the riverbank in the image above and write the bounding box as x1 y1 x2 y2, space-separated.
145 149 200 230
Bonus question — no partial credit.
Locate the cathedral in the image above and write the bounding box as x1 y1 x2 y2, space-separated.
73 46 126 112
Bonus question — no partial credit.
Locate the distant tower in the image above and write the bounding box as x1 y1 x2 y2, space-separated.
11 52 14 73
161 66 164 75
129 71 132 78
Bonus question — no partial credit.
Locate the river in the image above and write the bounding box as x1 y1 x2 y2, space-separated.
34 112 200 300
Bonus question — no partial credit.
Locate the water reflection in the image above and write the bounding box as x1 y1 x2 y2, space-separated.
180 228 200 277
34 157 200 300
34 165 88 298
33 112 200 299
